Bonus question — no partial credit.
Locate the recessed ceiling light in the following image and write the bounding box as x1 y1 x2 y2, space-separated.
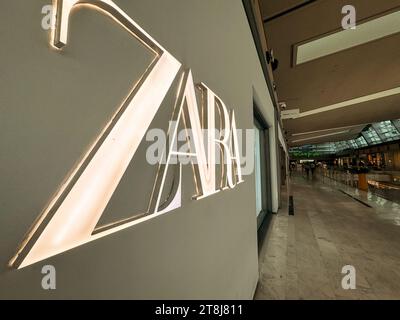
283 86 400 119
294 9 400 65
291 130 350 143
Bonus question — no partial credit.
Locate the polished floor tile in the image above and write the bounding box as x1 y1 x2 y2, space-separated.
255 175 400 300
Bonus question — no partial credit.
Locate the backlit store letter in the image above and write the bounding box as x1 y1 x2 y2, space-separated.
10 0 181 269
160 70 243 198
11 0 244 270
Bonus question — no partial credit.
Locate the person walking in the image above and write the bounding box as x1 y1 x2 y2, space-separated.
310 162 316 179
305 163 310 179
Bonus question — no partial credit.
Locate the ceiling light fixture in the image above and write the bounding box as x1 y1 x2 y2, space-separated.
294 9 400 65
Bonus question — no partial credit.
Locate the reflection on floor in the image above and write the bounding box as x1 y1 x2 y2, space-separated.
255 175 400 300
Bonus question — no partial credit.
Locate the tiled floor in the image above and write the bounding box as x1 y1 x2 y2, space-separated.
255 174 400 300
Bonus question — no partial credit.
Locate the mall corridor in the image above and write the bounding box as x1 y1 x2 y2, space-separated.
255 175 400 300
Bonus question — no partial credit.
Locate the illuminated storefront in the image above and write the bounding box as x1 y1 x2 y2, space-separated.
0 0 283 299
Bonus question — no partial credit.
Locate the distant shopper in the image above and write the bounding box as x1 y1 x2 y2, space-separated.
310 162 316 178
290 162 296 177
305 164 310 179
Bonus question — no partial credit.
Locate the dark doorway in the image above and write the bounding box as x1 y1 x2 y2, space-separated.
254 107 273 232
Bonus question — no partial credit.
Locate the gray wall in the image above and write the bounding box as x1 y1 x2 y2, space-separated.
0 0 278 299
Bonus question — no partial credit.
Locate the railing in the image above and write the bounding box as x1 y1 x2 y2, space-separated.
320 168 400 203
320 168 359 188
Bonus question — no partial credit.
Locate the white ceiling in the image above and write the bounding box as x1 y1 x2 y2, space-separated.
260 0 400 146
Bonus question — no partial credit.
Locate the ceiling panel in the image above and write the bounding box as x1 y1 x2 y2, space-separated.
295 10 400 65
285 94 400 142
289 124 367 146
262 0 400 146
274 31 400 112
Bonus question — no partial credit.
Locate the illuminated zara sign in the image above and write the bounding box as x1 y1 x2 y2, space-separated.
10 0 244 269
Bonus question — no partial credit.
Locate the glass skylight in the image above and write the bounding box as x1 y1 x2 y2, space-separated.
372 121 400 142
362 126 382 145
290 119 400 158
355 135 368 148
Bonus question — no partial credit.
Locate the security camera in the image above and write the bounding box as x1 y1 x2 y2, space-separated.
279 102 287 110
266 49 279 71
266 50 273 64
271 59 279 71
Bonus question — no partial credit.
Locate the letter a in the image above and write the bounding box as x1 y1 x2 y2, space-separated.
341 265 356 290
342 5 356 30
